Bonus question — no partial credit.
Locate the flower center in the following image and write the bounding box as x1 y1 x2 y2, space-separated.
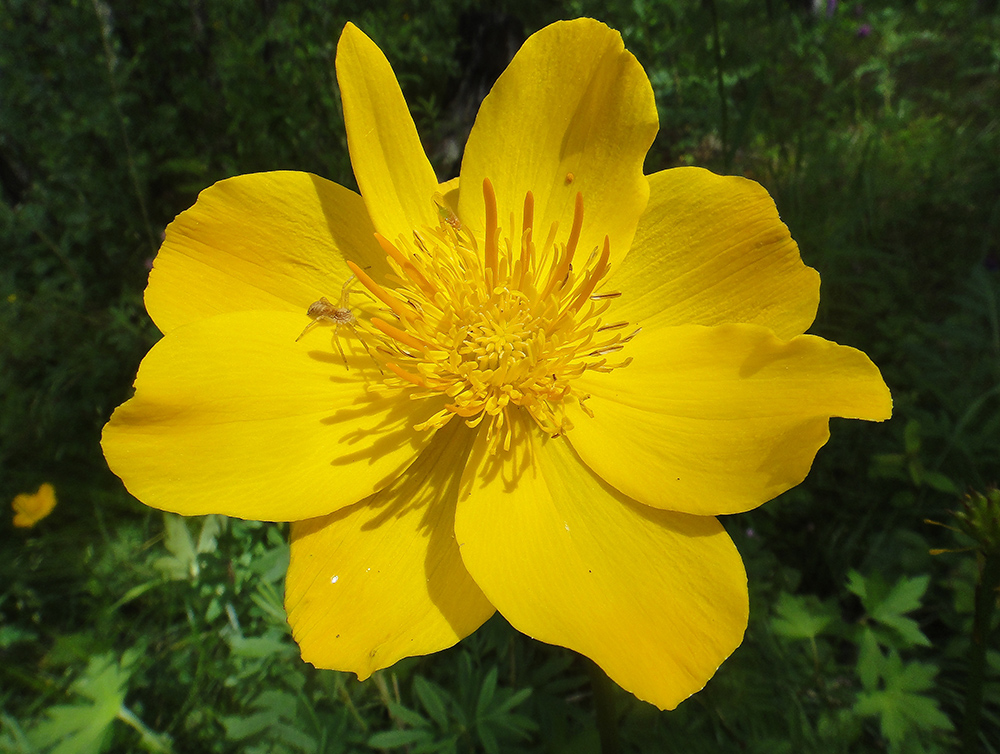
348 178 637 451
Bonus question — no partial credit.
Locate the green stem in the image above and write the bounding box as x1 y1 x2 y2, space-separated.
961 550 1000 752
586 658 620 754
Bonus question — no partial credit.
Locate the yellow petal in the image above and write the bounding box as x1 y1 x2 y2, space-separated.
456 414 747 710
457 18 657 268
102 311 443 521
146 171 386 334
286 421 495 679
12 483 57 528
568 323 892 516
336 23 440 241
613 168 821 340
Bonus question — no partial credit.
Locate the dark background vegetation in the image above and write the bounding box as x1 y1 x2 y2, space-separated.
2 0 999 751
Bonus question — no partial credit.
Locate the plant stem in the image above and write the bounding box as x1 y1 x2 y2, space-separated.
586 659 620 754
961 549 1000 752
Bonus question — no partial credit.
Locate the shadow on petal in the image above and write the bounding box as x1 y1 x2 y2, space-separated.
287 420 494 677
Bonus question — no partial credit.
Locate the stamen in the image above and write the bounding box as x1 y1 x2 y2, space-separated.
565 236 611 315
386 362 426 387
370 317 425 351
375 233 436 296
332 182 637 448
540 192 584 301
346 261 414 323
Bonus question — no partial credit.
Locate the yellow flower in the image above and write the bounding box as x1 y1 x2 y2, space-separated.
12 483 57 528
101 19 891 710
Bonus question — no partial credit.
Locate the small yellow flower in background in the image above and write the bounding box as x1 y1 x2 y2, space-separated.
101 19 891 710
12 483 57 528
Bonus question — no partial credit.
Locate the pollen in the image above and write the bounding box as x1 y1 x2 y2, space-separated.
350 179 638 452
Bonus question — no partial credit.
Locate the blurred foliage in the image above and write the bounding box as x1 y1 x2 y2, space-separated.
1 0 999 751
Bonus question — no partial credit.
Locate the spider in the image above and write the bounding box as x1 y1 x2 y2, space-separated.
296 274 380 372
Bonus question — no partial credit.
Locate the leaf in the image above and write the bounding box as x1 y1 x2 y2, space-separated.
195 514 225 553
922 470 958 494
848 572 930 648
870 575 931 648
496 687 533 716
155 513 198 580
367 729 433 749
228 632 296 660
413 676 450 731
386 702 430 730
856 628 885 690
853 652 952 745
771 593 838 640
27 653 130 754
221 690 316 753
875 575 929 620
249 541 290 583
476 667 498 720
477 721 499 754
249 581 289 624
846 569 869 602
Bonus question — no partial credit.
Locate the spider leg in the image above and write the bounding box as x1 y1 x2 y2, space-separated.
332 329 350 370
347 322 384 374
296 318 323 342
337 274 358 308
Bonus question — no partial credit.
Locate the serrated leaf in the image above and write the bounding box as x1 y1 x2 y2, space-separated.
846 569 868 601
868 575 931 647
857 628 885 690
874 575 929 622
879 614 932 647
27 654 130 754
853 656 952 744
892 660 938 694
771 593 837 640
